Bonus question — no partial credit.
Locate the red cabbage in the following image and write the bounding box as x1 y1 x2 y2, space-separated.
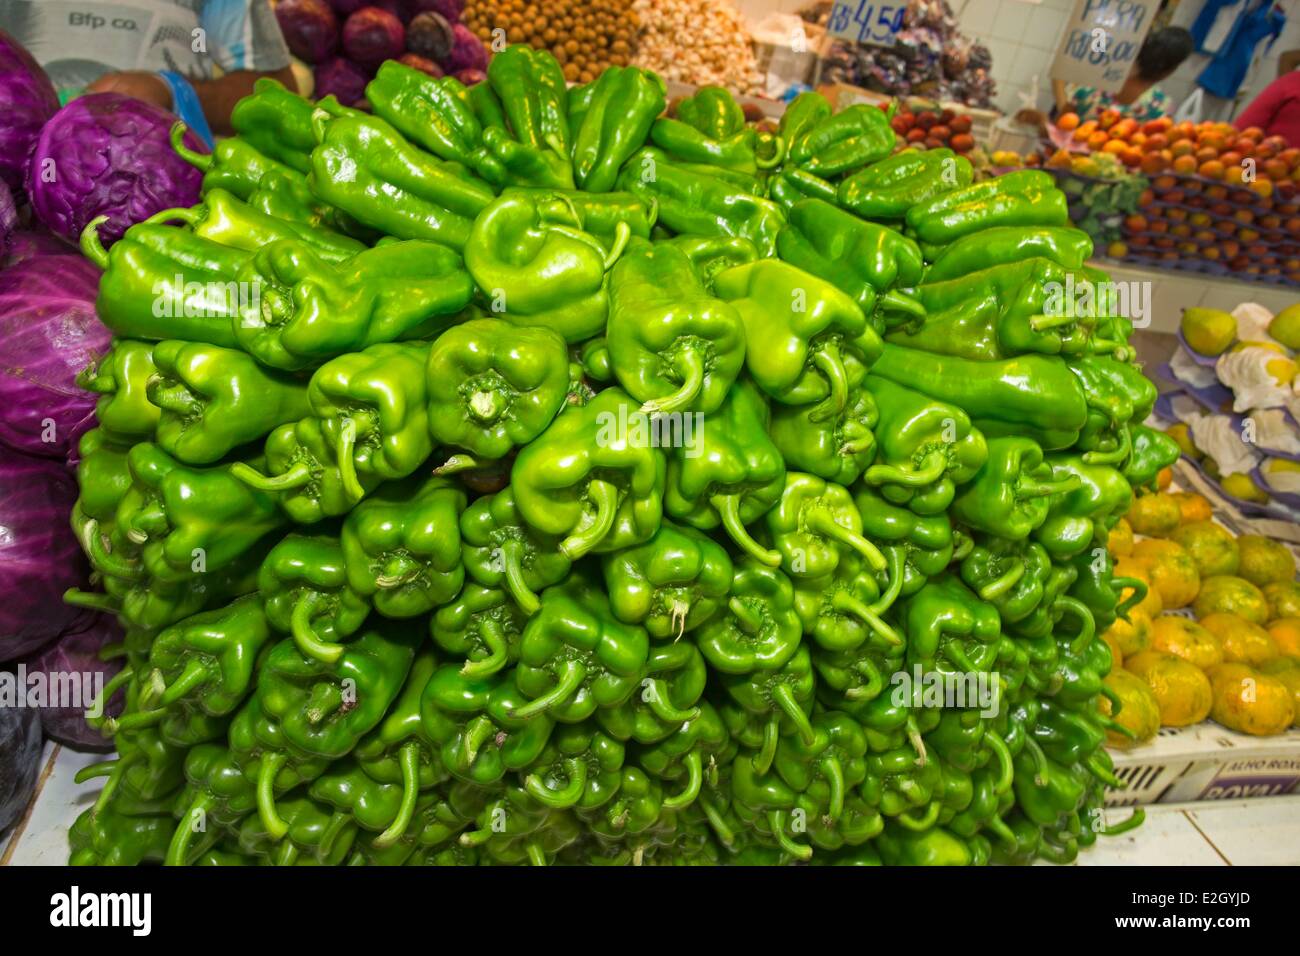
0 449 92 662
343 7 406 68
447 23 488 74
407 11 454 63
0 29 59 198
276 0 340 64
24 615 124 750
314 56 373 106
0 178 15 258
398 53 444 77
0 705 41 832
26 93 205 246
0 251 108 462
1 228 76 271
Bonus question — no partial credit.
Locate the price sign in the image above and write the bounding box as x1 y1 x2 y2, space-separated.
826 1 906 48
1049 0 1155 94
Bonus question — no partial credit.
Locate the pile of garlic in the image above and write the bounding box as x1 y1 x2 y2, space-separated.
631 0 764 94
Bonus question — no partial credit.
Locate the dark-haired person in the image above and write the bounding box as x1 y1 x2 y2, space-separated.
0 0 296 144
1052 26 1196 122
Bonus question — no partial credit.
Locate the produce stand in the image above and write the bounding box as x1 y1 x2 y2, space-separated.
1 0 1298 888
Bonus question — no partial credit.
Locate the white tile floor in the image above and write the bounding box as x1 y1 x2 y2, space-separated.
4 745 1297 866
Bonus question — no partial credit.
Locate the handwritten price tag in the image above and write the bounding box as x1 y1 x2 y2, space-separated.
826 1 906 47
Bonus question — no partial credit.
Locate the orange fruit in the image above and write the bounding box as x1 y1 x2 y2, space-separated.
1199 612 1279 664
1108 517 1135 557
1057 112 1081 131
1126 493 1181 537
1267 617 1300 656
1198 160 1225 179
1102 138 1127 155
1134 539 1202 608
1236 535 1297 586
1169 520 1239 576
1173 154 1198 173
1115 558 1164 619
1126 651 1213 726
1098 669 1161 747
1105 607 1153 659
1263 580 1300 620
1088 131 1110 150
1259 657 1300 727
1207 663 1295 734
1195 576 1272 624
1149 615 1224 669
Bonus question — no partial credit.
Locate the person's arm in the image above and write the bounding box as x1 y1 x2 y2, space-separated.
84 67 295 135
1235 72 1293 131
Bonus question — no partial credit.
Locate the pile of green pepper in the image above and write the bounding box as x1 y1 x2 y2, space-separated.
66 54 1173 867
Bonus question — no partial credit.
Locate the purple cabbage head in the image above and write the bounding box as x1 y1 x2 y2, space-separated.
1 228 76 271
407 11 454 63
343 7 406 68
0 249 108 462
0 449 92 662
447 24 487 74
314 56 373 106
26 93 205 246
0 29 59 198
24 615 123 749
405 0 465 21
0 178 16 258
398 53 444 77
276 0 340 64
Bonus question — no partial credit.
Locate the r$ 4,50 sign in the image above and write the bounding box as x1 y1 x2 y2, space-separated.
827 1 906 48
1050 0 1155 94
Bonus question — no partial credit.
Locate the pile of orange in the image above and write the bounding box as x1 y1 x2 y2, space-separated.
1100 484 1300 747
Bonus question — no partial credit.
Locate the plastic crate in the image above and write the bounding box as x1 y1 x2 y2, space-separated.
1106 724 1300 806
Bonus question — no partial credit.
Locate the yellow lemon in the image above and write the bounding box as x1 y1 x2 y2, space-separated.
1182 307 1236 356
1268 303 1300 349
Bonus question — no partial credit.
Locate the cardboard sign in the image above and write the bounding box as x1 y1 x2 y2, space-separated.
1050 0 1157 94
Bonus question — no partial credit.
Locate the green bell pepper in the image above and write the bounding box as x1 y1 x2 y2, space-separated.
696 558 802 676
1123 424 1180 489
765 472 888 579
852 484 956 597
598 641 707 744
950 436 1082 541
959 536 1055 625
430 583 526 678
769 387 878 487
637 701 733 811
905 170 1070 245
170 121 296 199
838 148 973 219
601 521 732 639
459 487 572 616
77 340 161 442
903 575 1002 674
258 534 370 663
923 225 1094 282
524 721 627 810
786 103 897 176
793 552 904 653
572 65 667 192
230 78 317 173
487 45 572 155
1033 454 1133 560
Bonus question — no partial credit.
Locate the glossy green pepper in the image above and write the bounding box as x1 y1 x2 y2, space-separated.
514 574 650 722
1123 425 1180 489
524 721 626 810
466 191 630 343
765 472 888 580
768 387 878 487
906 171 1070 245
923 225 1094 282
959 536 1055 625
875 823 973 865
502 187 657 248
786 103 897 176
230 78 317 173
487 45 572 155
147 340 310 465
77 340 162 442
425 318 571 460
232 238 474 371
601 521 732 639
651 86 782 175
430 584 526 678
852 484 956 597
773 710 869 824
721 644 817 762
950 436 1081 541
352 651 444 800
637 701 733 811
658 235 760 293
236 795 357 866
1034 455 1133 560
572 65 667 192
608 239 747 415
69 804 176 866
598 641 707 744
696 558 802 676
663 377 785 566
838 148 973 219
170 120 296 199
234 417 379 524
903 575 1002 675
510 388 665 559
340 474 466 619
792 551 904 653
459 487 572 616
258 534 370 663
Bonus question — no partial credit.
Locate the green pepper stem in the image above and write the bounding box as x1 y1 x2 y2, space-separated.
943 640 979 673
1023 738 1049 787
467 389 506 423
231 461 312 491
513 659 587 719
274 842 300 867
771 682 815 746
864 451 947 489
1083 425 1131 466
810 342 849 423
1087 752 1124 789
698 795 735 848
559 478 619 559
985 731 1014 796
906 715 928 768
499 540 541 616
805 507 888 573
459 826 493 848
1028 312 1079 332
951 531 973 562
844 657 883 701
640 347 705 417
257 752 290 841
727 595 764 636
712 493 781 566
1101 807 1144 836
1055 596 1096 655
603 220 633 270
831 591 902 646
79 217 112 269
525 757 589 809
755 132 786 170
459 715 495 769
460 617 510 678
98 642 128 662
319 810 350 861
291 591 345 664
1018 474 1081 500
754 716 779 776
821 755 846 823
145 206 200 227
64 588 120 614
169 122 212 169
986 813 1018 849
146 378 201 417
79 518 142 580
896 799 940 831
768 810 813 861
305 681 344 725
374 741 421 848
84 665 134 730
840 436 875 456
432 453 485 476
977 560 1025 601
663 751 703 811
1099 715 1137 740
645 679 700 724
525 840 548 867
157 658 212 707
103 707 166 735
879 289 926 319
165 793 214 867
1112 575 1148 619
90 752 138 818
334 417 365 503
1099 681 1124 717
870 546 906 616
